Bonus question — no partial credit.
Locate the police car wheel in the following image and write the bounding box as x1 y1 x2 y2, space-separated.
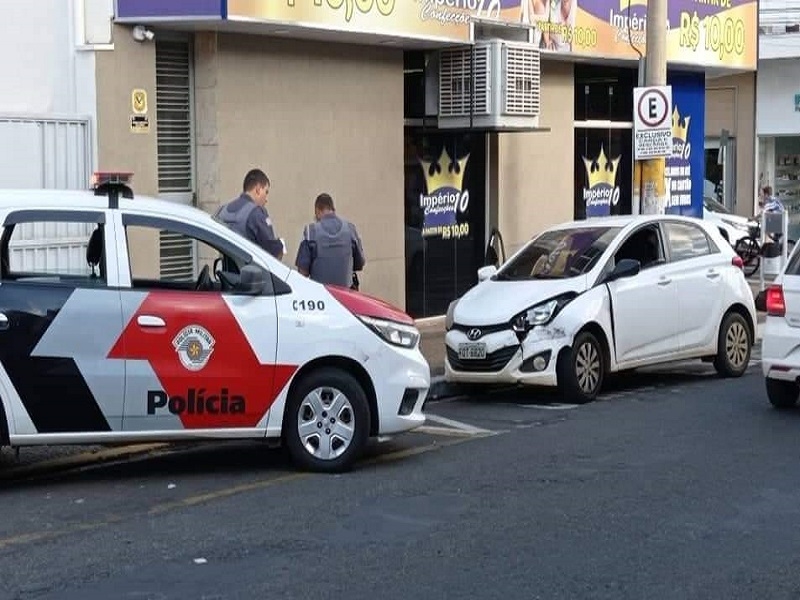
284 367 370 473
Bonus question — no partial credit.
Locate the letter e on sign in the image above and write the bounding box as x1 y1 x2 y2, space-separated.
633 85 673 160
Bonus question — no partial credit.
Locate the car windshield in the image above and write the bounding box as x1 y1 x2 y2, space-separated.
495 226 621 280
704 197 730 214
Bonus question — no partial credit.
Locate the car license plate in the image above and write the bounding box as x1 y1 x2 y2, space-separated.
458 342 487 360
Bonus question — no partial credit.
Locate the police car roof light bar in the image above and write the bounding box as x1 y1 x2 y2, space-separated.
91 171 134 209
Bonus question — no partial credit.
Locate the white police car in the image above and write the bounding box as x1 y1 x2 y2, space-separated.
0 173 429 473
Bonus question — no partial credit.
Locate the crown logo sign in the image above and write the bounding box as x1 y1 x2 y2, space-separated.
419 148 470 194
672 105 690 143
582 145 621 189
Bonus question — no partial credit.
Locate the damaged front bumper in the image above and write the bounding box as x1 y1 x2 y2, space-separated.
444 324 572 386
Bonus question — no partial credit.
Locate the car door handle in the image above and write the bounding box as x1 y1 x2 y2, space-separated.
658 277 672 286
0 313 8 330
137 315 165 328
706 269 721 279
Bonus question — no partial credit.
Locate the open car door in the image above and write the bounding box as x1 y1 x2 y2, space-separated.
484 228 506 268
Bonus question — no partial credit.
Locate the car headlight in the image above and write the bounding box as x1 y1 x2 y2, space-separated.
359 315 420 349
445 299 458 331
511 293 577 335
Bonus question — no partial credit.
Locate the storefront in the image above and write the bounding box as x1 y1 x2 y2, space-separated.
108 0 757 318
757 57 800 240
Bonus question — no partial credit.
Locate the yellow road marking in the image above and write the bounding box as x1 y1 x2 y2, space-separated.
0 443 171 481
147 472 309 515
0 516 125 551
0 431 496 550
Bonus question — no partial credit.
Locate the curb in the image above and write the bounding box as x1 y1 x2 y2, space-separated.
426 375 452 402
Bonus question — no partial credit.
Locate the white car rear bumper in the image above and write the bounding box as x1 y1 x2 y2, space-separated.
762 316 800 382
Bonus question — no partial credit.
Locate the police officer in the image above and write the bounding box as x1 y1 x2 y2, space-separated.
295 193 365 288
216 168 284 260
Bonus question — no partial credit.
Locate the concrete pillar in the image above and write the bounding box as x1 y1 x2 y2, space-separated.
194 31 221 216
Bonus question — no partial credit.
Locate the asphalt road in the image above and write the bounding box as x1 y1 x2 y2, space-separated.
3 349 800 600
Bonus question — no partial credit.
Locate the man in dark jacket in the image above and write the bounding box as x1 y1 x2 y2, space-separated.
216 168 284 260
295 193 365 288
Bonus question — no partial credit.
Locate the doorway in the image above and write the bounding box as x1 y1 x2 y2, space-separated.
704 138 736 210
404 128 487 319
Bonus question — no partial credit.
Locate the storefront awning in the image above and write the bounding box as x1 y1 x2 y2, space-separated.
114 0 758 70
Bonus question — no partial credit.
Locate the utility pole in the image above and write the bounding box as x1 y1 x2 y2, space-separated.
635 0 668 214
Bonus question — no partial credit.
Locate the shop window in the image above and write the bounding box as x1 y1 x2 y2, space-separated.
574 65 636 122
769 136 800 241
404 51 427 119
404 129 486 318
704 138 735 211
574 128 633 220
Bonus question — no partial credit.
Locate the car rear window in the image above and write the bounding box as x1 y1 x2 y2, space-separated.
495 226 621 280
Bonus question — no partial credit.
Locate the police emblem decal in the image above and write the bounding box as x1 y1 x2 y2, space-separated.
172 325 215 371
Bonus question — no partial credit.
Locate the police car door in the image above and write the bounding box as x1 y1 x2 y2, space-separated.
0 207 126 438
110 212 284 434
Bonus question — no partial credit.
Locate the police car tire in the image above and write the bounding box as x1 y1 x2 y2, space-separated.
283 367 370 474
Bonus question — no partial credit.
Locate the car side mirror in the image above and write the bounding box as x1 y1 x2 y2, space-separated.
236 264 267 295
477 265 497 282
604 258 640 283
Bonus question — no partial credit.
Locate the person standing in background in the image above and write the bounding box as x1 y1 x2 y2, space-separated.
216 168 285 260
295 193 365 289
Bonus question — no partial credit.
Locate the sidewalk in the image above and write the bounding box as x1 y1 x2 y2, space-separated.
418 279 767 398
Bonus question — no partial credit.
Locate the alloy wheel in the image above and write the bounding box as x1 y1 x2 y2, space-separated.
725 321 749 369
575 341 601 394
297 386 355 461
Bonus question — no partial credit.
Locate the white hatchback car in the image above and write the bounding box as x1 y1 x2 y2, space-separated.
445 215 757 403
761 248 800 408
703 195 754 247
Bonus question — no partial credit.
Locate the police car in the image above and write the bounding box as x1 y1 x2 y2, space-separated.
0 173 429 473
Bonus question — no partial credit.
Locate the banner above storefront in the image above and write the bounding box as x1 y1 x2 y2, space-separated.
115 0 757 70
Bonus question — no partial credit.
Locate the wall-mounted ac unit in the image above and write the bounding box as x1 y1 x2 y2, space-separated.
437 39 540 130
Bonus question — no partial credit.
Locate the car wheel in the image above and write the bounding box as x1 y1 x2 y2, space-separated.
713 312 752 377
734 238 760 277
766 378 799 409
283 367 370 473
557 331 605 404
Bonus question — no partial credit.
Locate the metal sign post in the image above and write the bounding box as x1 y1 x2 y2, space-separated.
760 210 789 290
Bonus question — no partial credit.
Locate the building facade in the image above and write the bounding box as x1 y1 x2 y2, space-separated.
0 0 758 318
756 6 800 241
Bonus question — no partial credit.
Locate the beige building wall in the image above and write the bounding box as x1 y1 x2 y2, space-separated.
705 72 756 217
95 24 160 278
203 34 406 308
96 27 405 304
497 60 575 256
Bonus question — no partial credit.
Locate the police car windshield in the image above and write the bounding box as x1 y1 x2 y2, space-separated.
495 226 621 281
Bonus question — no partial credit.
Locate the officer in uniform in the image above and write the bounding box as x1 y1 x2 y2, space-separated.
216 168 284 260
295 193 365 289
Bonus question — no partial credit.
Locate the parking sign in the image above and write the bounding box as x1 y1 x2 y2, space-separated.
633 85 673 160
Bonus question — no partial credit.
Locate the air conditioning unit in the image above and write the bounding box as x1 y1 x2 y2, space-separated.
437 39 541 130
